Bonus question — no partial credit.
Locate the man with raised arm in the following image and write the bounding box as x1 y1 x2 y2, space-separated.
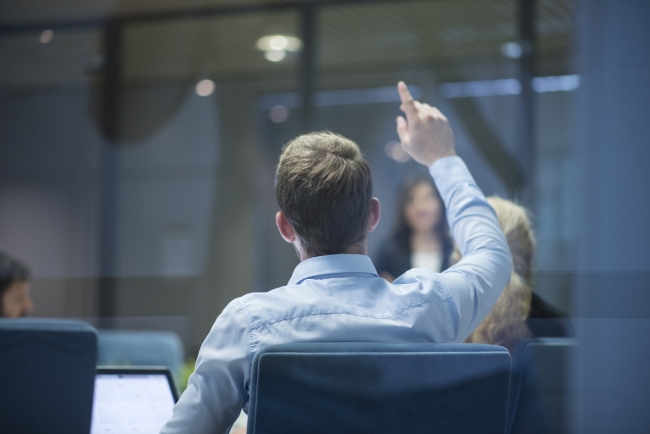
161 82 512 434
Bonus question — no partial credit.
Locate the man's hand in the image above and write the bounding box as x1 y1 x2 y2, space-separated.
396 81 456 166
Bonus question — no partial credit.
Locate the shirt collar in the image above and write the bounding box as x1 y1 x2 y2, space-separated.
288 254 378 285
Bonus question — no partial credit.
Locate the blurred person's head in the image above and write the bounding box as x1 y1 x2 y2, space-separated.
488 196 535 282
454 197 535 351
452 197 535 275
393 174 450 248
403 176 444 234
275 131 380 260
0 252 33 318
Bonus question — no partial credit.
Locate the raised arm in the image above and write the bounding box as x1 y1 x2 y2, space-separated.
396 82 513 341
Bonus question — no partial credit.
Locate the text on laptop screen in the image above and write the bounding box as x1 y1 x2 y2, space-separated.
91 374 175 434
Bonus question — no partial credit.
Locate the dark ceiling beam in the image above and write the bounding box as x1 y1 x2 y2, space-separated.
97 19 123 317
448 97 525 195
299 3 317 132
518 0 537 207
0 0 425 35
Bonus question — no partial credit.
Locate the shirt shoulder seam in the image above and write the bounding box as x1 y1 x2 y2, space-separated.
235 299 256 355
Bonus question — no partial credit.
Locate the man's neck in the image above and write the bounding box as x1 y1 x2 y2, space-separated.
298 241 368 262
344 242 367 256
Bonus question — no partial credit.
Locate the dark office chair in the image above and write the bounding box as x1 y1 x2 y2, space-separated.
247 342 512 434
0 318 98 434
508 338 578 434
97 329 184 380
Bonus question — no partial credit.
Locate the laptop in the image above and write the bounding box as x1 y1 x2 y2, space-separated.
91 367 179 434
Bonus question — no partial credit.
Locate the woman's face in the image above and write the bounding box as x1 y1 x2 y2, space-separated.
404 181 443 233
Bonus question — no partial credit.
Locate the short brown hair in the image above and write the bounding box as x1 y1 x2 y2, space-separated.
275 131 373 257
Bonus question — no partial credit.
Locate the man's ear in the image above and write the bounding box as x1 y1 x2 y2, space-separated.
368 197 381 233
276 211 297 243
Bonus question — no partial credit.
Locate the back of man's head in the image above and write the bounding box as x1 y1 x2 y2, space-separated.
275 131 373 257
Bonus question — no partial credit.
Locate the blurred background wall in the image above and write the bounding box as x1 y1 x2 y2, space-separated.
0 0 580 353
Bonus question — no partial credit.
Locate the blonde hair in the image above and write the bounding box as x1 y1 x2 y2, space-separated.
457 197 535 352
465 272 531 351
489 196 535 281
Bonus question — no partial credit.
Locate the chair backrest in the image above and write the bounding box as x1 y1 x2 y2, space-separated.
0 318 97 434
508 338 578 434
248 342 511 434
97 330 184 379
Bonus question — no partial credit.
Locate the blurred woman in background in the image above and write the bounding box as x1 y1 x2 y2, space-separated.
459 197 570 352
375 174 453 282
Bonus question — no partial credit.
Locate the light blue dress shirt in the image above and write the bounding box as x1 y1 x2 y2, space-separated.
161 156 513 434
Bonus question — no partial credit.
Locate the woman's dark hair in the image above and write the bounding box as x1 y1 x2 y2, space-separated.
0 251 31 312
392 174 453 261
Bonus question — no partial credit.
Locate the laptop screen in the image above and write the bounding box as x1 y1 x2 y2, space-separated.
91 369 177 434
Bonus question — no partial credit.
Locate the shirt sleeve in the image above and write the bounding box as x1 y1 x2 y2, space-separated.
161 299 251 434
429 156 513 342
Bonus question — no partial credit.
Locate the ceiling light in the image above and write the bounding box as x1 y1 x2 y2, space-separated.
269 36 288 50
439 79 522 98
385 141 410 163
264 50 286 62
39 29 53 44
501 42 522 59
195 79 215 97
269 105 290 123
532 75 581 93
257 35 302 52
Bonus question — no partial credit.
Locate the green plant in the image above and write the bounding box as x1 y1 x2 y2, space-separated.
179 358 196 393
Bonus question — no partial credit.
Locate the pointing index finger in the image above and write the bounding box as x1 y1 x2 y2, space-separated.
398 81 418 121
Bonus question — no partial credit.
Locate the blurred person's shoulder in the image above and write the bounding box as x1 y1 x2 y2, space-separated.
526 292 573 338
374 237 410 277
